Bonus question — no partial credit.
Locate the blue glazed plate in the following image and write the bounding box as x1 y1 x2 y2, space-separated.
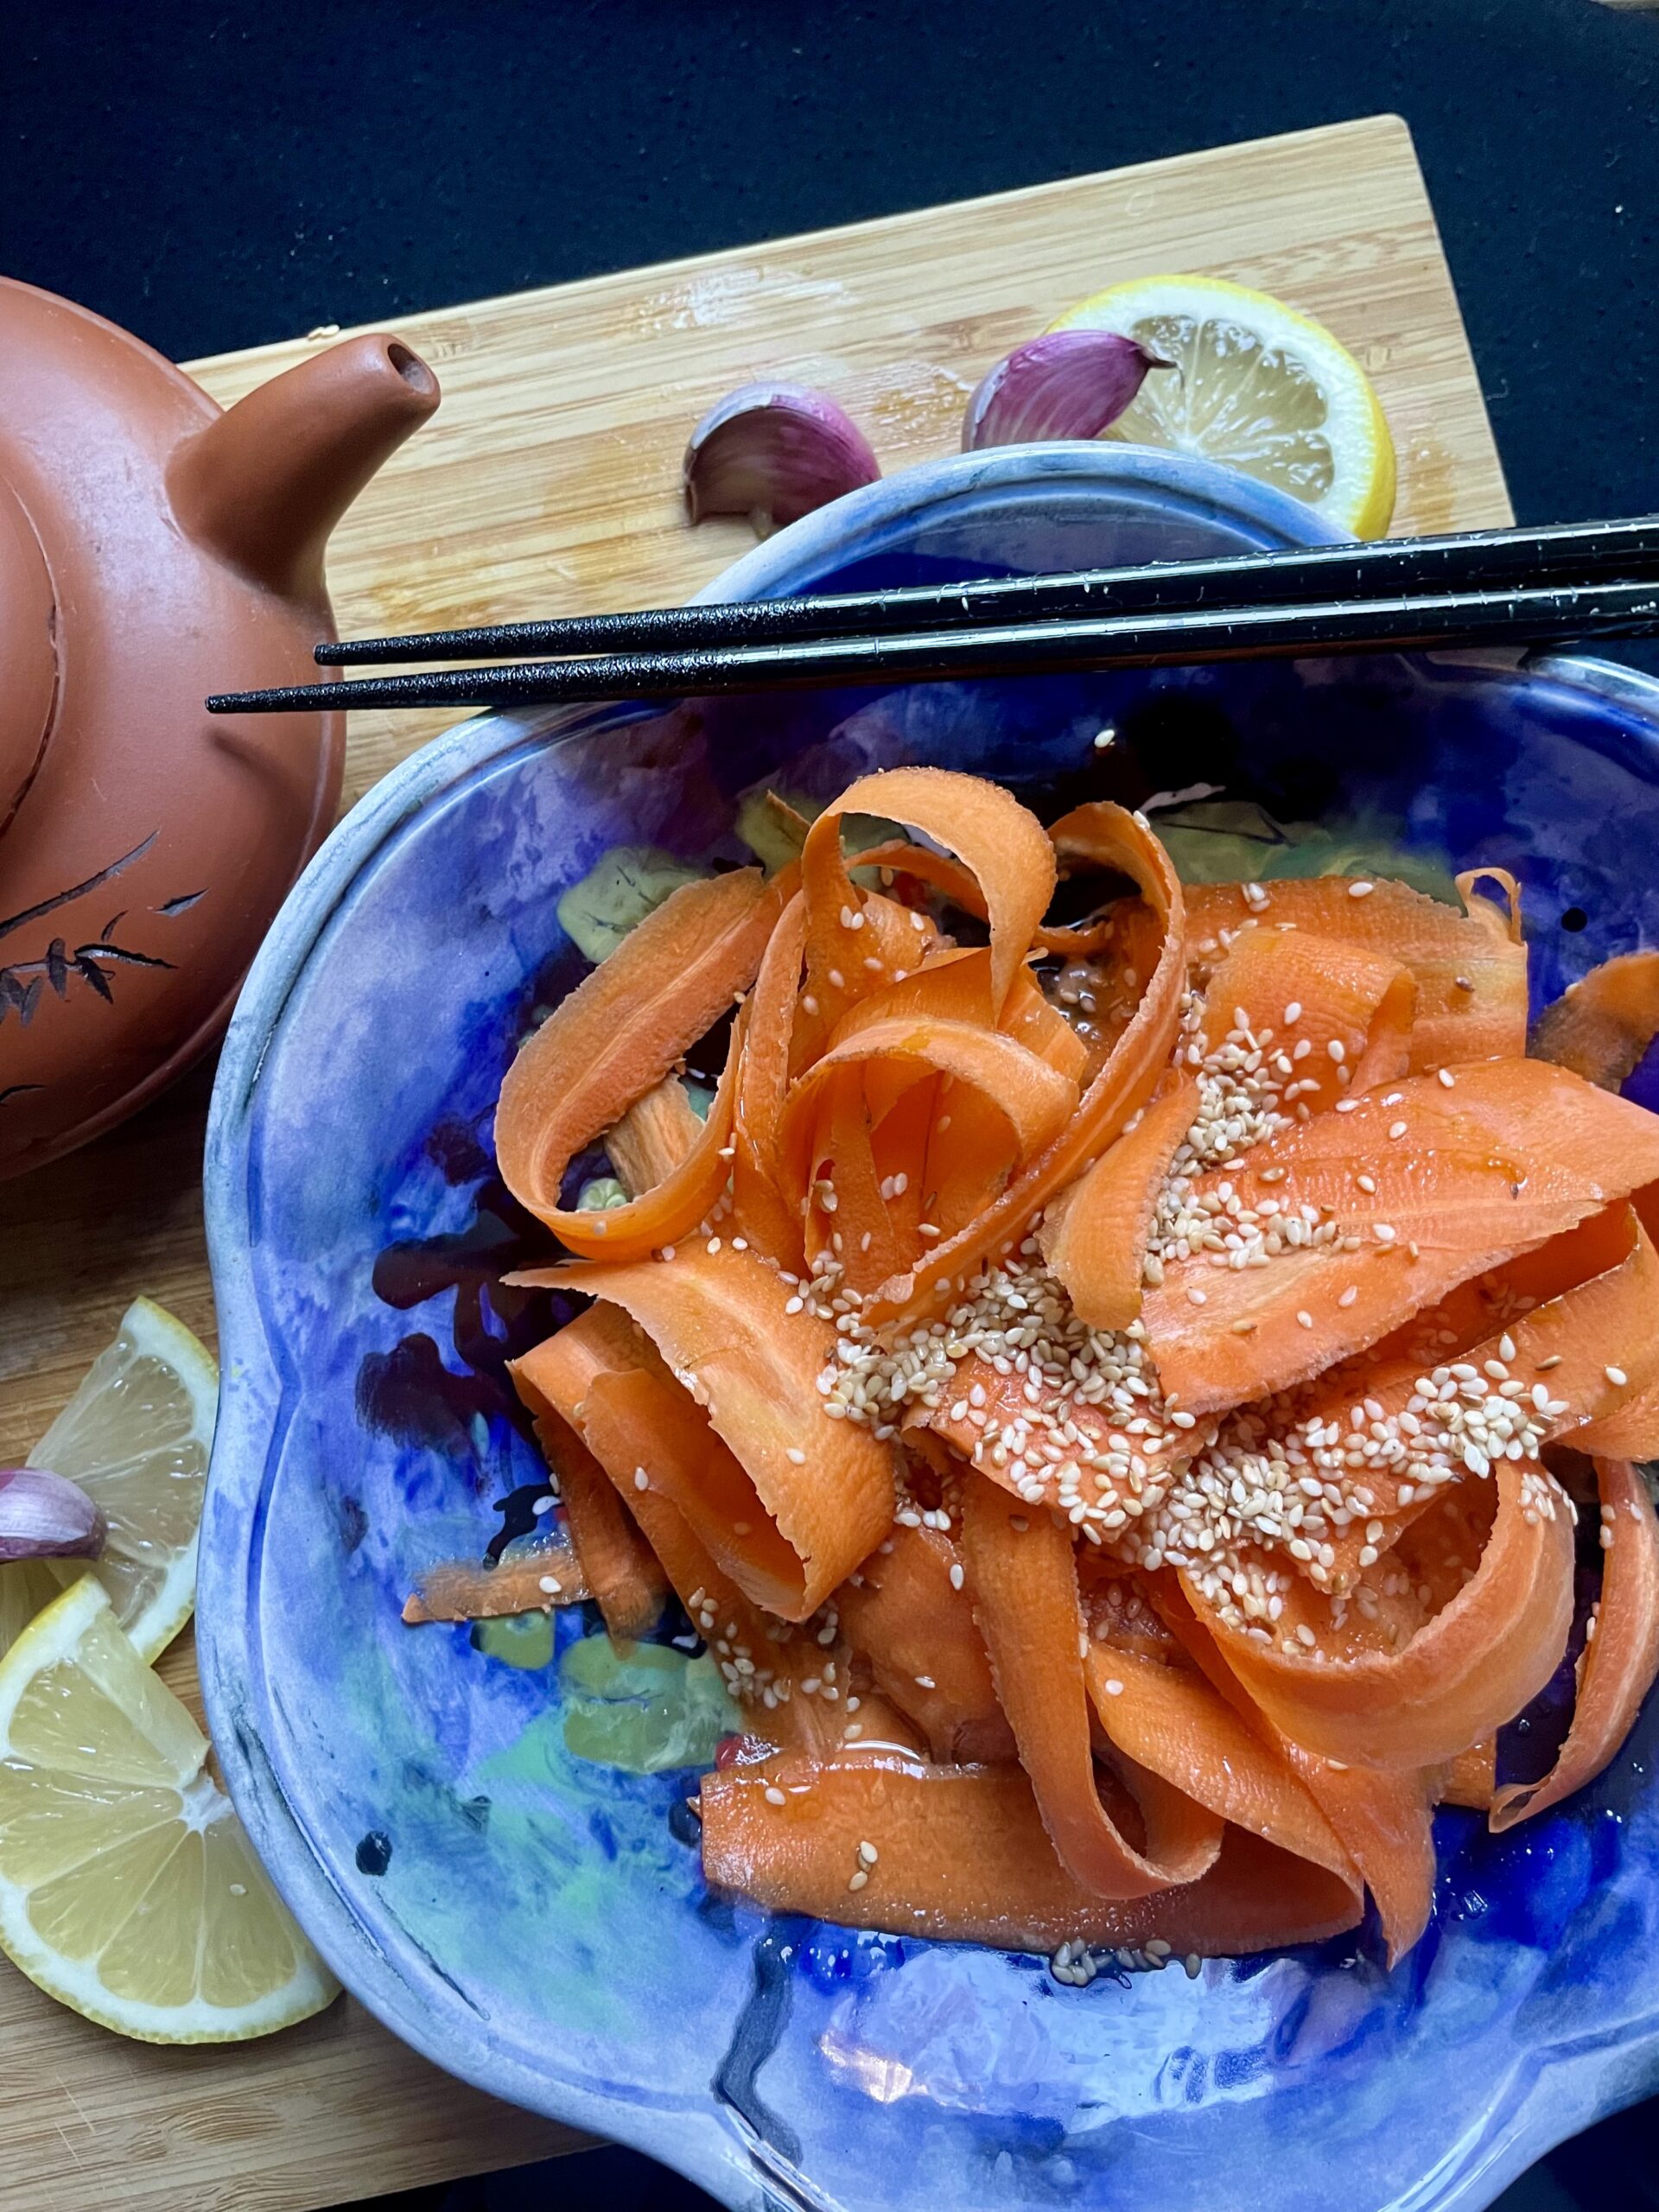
200 449 1659 2212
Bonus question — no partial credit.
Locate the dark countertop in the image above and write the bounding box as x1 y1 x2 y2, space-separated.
4 3 1657 2207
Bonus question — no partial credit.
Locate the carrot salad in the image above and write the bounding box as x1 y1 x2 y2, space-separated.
416 766 1659 1964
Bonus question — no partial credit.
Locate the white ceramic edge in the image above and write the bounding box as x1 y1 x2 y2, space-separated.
197 443 1659 2211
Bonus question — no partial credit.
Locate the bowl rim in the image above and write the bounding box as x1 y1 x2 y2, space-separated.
198 443 1659 2212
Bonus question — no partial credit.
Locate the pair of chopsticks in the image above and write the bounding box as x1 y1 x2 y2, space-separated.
207 515 1659 716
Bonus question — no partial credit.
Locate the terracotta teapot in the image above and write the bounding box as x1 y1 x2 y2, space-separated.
0 278 440 1179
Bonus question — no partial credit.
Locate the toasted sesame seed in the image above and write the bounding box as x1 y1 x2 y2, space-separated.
1454 975 1474 992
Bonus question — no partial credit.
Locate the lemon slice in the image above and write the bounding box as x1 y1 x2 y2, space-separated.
17 1297 216 1664
0 1576 338 2041
1049 275 1396 539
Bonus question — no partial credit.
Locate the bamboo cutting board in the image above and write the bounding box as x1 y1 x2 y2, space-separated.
0 116 1507 2212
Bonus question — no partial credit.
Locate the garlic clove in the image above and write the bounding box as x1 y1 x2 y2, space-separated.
0 1467 106 1560
961 331 1173 451
683 384 880 533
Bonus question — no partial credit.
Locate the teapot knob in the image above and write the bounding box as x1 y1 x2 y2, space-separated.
0 475 58 837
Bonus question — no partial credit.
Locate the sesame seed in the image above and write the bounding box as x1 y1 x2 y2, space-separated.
1606 1365 1629 1388
858 1840 879 1866
1454 975 1474 992
802 994 819 1015
1283 1001 1302 1024
1536 1354 1563 1370
1389 1121 1408 1140
863 956 884 973
914 1675 936 1690
1438 1068 1456 1089
950 1561 965 1591
707 1236 722 1254
1348 880 1375 899
1338 1286 1358 1307
532 1496 555 1516
1186 1287 1208 1306
765 1786 787 1806
1357 1173 1377 1194
1103 1678 1125 1697
633 1467 649 1491
828 969 845 989
1375 1224 1397 1243
1335 1098 1358 1114
1296 1310 1314 1329
1092 726 1116 750
538 1575 563 1594
1327 1039 1346 1064
849 1869 869 1891
786 1446 807 1465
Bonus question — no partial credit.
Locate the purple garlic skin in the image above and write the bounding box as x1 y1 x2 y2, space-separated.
962 331 1173 451
0 1468 106 1561
683 383 880 532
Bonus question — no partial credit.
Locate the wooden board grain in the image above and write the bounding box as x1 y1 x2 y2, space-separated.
0 115 1507 2211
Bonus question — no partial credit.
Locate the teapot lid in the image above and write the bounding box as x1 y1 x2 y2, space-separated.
0 472 57 834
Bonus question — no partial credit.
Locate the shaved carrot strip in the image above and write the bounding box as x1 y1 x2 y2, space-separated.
731 890 808 1266
801 767 1055 1020
498 867 786 1255
606 1074 704 1194
1307 1213 1659 1592
782 1017 1078 1189
922 1351 1199 1513
861 804 1186 1326
515 1246 895 1620
836 1522 1015 1763
1201 925 1414 1111
1531 950 1659 1092
505 1387 666 1641
1041 1078 1198 1330
701 1755 1361 1953
961 1477 1221 1895
1084 1645 1350 1875
1491 1459 1659 1831
1151 1575 1435 1961
1193 1454 1574 1768
1145 1059 1659 1413
1001 963 1090 1083
1183 874 1527 1071
402 1536 589 1624
1443 1738 1497 1810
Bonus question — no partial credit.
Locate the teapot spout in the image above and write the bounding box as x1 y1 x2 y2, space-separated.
169 333 440 607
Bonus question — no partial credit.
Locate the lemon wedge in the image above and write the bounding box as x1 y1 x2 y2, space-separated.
0 1576 338 2041
1048 275 1396 539
16 1297 216 1664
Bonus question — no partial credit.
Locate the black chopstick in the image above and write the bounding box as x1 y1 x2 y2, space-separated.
314 516 1659 668
210 575 1659 715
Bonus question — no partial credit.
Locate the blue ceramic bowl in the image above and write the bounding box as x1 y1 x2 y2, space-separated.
200 447 1659 2212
